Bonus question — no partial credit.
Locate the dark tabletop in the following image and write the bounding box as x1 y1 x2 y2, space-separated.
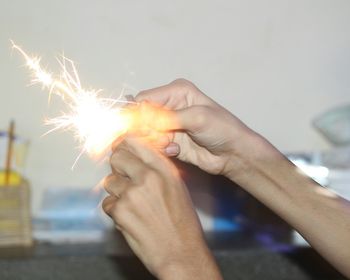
0 231 346 280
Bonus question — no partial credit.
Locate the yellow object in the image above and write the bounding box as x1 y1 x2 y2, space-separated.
0 171 22 186
0 180 32 247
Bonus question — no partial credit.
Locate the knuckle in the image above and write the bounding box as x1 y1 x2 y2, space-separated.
170 79 199 101
117 140 129 151
137 90 148 99
104 182 115 196
111 137 124 152
102 196 115 214
171 78 194 89
103 174 114 188
109 148 127 167
109 152 118 167
101 199 109 213
110 201 127 222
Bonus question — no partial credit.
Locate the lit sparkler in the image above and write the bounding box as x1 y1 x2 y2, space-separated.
11 41 135 161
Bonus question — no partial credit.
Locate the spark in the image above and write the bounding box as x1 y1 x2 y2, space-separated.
11 41 135 159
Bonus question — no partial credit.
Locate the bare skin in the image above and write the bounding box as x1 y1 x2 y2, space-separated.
103 79 350 279
102 138 223 280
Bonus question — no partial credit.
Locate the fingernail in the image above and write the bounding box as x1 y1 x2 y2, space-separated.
165 143 179 155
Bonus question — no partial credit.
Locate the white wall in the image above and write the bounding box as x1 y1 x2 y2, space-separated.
1 0 350 213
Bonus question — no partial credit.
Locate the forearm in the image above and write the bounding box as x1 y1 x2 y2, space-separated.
227 133 350 278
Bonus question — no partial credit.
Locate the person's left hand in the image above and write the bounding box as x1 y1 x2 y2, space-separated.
102 138 222 279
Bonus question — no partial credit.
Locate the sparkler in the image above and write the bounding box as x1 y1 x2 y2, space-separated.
11 41 136 162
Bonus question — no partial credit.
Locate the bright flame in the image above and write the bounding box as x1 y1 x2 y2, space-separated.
11 41 134 159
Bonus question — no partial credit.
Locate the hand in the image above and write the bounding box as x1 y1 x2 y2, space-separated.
134 80 350 278
102 138 222 280
135 79 258 177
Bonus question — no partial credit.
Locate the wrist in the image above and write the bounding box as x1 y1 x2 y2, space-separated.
223 130 272 183
223 130 313 208
156 245 222 280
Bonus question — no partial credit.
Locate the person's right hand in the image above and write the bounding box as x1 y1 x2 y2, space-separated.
135 80 350 280
135 79 259 177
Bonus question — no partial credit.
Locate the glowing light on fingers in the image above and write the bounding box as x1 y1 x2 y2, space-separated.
11 41 135 161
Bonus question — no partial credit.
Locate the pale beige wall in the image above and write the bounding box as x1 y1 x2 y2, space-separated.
1 0 350 213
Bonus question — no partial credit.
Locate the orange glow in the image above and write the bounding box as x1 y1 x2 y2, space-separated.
125 102 178 147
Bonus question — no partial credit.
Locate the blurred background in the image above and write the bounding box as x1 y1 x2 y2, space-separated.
1 0 350 279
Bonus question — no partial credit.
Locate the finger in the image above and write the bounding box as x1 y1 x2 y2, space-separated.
121 137 175 174
152 131 172 149
129 107 175 148
130 101 203 135
164 142 180 157
136 130 172 149
130 101 179 134
142 105 208 134
102 195 143 238
135 83 183 108
101 196 123 231
112 130 173 155
111 133 126 152
135 79 207 109
103 174 131 196
110 147 148 181
102 195 118 215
